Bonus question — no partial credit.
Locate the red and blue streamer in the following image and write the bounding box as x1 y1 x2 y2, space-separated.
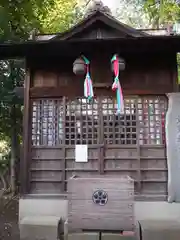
111 54 124 114
81 55 94 101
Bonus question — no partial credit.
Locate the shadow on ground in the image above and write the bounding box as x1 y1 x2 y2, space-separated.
0 198 19 240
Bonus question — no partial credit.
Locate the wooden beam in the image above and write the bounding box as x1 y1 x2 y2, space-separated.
30 86 83 98
172 53 179 92
30 86 171 98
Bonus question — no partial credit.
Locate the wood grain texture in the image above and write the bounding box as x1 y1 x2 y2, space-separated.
21 69 31 194
67 176 135 232
29 96 167 197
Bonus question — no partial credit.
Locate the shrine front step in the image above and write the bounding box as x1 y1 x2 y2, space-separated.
67 233 137 240
102 233 137 240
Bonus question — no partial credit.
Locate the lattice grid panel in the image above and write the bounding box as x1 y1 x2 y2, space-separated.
138 96 167 145
32 99 64 146
102 98 137 145
101 96 167 145
32 96 167 146
66 98 99 145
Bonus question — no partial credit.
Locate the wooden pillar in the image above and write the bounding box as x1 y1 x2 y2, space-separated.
166 92 180 202
172 53 179 92
20 69 31 194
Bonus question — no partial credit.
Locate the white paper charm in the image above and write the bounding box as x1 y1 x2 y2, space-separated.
75 145 88 162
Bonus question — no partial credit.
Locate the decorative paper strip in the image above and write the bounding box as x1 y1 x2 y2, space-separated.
111 54 124 114
81 55 94 101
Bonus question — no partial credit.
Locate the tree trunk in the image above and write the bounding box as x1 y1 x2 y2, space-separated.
0 172 7 191
10 104 17 194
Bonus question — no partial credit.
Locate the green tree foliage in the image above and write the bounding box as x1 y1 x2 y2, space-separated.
143 0 180 27
0 0 55 41
0 60 24 141
42 0 83 33
142 1 180 84
0 141 10 191
0 59 25 193
0 0 82 139
0 0 83 193
115 0 180 28
115 0 149 28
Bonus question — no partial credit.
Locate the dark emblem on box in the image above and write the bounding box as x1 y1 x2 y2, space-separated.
92 190 108 206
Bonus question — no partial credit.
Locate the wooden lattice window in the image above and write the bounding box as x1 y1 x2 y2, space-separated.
102 98 137 145
102 96 167 145
138 97 167 145
65 98 99 145
32 99 64 146
31 96 167 146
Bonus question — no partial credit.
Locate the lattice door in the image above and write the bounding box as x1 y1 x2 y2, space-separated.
32 96 167 147
101 96 167 146
31 95 168 197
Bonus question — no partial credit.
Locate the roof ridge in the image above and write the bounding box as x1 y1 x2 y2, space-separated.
51 10 146 41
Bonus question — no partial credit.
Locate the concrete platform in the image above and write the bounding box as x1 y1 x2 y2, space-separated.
19 198 180 240
102 233 137 240
68 233 99 240
67 232 137 240
139 219 180 240
67 233 136 240
19 216 60 240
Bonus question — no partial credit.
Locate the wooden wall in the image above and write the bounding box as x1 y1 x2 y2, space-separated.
29 51 177 98
21 51 177 198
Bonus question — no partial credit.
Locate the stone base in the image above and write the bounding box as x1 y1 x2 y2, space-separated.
67 233 137 240
19 198 180 240
139 219 180 240
19 216 60 240
68 233 99 240
102 233 137 240
64 222 140 240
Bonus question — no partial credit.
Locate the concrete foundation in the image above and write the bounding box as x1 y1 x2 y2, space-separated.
19 93 180 239
19 198 180 222
19 198 180 240
68 233 136 240
19 216 60 240
139 220 180 240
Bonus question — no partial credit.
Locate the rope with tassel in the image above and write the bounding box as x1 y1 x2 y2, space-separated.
81 55 94 101
111 54 124 114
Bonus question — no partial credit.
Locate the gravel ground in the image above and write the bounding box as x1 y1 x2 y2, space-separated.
0 198 19 240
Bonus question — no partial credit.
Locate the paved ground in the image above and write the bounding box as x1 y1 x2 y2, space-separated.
0 198 19 240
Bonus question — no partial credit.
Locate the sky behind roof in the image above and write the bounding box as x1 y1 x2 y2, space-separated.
101 0 118 11
101 0 149 28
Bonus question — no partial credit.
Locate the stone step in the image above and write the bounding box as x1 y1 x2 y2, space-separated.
19 216 60 240
64 220 140 240
68 233 99 240
139 219 180 240
67 233 137 240
102 233 137 240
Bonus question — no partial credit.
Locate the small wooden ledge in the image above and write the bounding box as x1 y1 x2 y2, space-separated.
29 86 170 98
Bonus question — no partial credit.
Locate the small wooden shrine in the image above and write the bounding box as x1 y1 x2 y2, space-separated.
2 1 180 240
1 0 180 201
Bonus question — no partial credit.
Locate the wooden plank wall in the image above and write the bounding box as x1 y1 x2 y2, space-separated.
29 52 176 97
30 145 167 201
23 51 176 199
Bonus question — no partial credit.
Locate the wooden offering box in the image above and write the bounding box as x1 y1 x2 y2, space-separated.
67 176 135 232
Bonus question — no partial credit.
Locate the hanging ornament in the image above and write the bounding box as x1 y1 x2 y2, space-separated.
81 55 94 101
73 57 86 75
111 54 125 114
73 55 94 101
111 56 125 72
